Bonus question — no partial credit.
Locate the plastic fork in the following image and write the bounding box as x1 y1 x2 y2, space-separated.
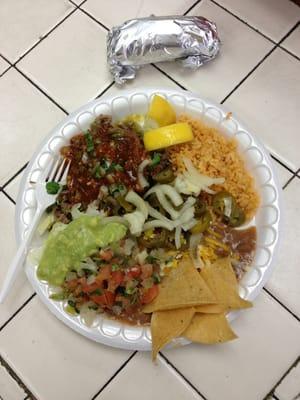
0 157 70 303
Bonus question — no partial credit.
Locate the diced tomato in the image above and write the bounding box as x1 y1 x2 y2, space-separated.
91 290 116 307
96 265 111 282
104 291 116 307
99 249 113 261
81 281 102 294
141 285 159 304
65 279 79 290
140 264 153 279
126 266 141 279
111 271 125 285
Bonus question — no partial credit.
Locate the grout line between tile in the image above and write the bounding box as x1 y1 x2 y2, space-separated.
159 352 209 400
264 356 300 400
210 0 276 44
151 64 187 90
263 288 300 323
1 189 16 205
10 7 79 67
2 162 28 190
91 351 137 400
282 174 297 190
279 45 300 62
270 155 295 175
0 354 37 400
0 293 36 332
220 45 277 104
184 0 203 15
13 66 69 115
78 7 110 31
220 20 299 105
95 81 115 98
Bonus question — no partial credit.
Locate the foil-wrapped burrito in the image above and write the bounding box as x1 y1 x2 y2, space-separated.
107 15 220 84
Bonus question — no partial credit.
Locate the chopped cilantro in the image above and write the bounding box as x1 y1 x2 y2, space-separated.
85 131 94 152
93 163 101 179
150 152 161 167
152 273 161 284
91 288 102 295
46 181 60 195
111 264 120 271
146 255 159 264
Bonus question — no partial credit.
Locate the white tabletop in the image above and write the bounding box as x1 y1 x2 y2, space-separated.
0 1 299 400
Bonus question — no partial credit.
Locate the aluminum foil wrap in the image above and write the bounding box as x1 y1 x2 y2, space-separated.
107 15 220 84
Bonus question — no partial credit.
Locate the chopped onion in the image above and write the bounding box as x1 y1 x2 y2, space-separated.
124 238 136 255
147 204 173 223
143 219 174 231
71 203 82 220
159 185 183 206
124 210 145 235
79 258 98 272
156 189 179 220
138 159 151 189
223 196 233 218
181 218 197 231
37 213 55 235
189 233 204 269
86 275 96 285
145 184 183 207
174 157 225 196
100 216 128 226
125 191 148 219
178 206 195 225
175 226 182 249
66 271 77 282
137 249 148 264
80 303 97 327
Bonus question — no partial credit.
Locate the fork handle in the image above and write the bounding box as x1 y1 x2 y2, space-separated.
0 207 43 303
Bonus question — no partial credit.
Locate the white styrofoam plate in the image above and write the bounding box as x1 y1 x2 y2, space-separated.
15 88 282 350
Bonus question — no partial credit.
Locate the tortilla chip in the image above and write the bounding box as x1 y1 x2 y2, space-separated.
194 304 227 314
143 259 216 313
201 258 252 310
151 307 195 360
184 313 237 344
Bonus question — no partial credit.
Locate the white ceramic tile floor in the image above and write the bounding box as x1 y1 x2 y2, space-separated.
18 10 112 112
82 0 196 28
4 173 24 203
162 292 300 400
266 177 300 319
215 0 300 42
281 25 300 58
225 48 300 171
0 69 65 186
271 159 293 188
0 364 25 400
275 359 300 400
95 352 203 400
157 0 273 103
0 297 132 400
0 194 33 328
0 57 10 76
0 0 299 399
0 0 74 63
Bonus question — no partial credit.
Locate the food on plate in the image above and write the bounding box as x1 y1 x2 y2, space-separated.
143 258 216 313
37 216 126 286
35 94 259 356
147 94 176 127
143 122 193 151
183 313 237 344
151 307 195 360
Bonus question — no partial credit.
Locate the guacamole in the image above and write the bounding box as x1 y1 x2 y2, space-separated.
37 216 127 286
